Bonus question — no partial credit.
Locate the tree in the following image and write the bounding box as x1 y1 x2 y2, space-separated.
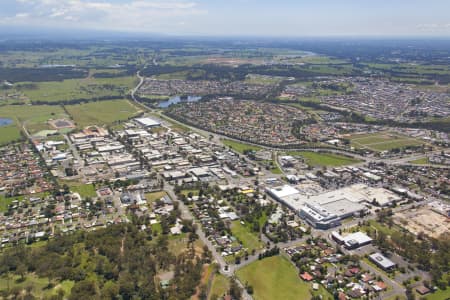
229 279 242 300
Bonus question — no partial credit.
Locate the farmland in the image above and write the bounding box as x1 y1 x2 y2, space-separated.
18 76 137 103
350 132 424 151
236 255 311 300
65 99 141 127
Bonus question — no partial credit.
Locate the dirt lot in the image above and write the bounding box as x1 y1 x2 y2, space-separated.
394 207 450 239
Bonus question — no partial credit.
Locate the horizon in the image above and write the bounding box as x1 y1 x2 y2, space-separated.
0 0 449 38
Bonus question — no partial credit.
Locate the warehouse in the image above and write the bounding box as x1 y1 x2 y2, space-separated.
135 117 161 128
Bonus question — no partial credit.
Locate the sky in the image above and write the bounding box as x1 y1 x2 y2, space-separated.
0 0 449 37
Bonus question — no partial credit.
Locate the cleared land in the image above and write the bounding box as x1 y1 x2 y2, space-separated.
230 221 264 252
65 99 141 127
236 255 310 300
288 151 361 167
19 76 137 103
221 139 261 154
394 207 450 239
350 132 423 151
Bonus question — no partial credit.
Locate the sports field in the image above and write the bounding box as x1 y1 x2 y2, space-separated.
350 132 423 151
65 99 141 127
236 255 311 300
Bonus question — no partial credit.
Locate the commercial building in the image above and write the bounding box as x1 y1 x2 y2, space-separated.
369 253 396 271
299 203 341 229
266 184 370 228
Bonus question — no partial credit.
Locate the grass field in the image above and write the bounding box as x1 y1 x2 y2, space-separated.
0 125 22 145
409 157 429 165
0 104 69 143
0 274 74 298
236 255 311 300
65 99 141 127
145 191 168 205
287 151 361 167
230 221 264 252
221 139 261 154
0 194 16 212
64 182 97 198
350 132 423 151
208 274 230 300
20 76 137 103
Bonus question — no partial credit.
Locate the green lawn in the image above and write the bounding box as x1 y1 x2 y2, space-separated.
230 221 264 252
64 182 97 198
288 151 361 167
208 274 230 300
222 139 261 154
65 99 141 127
236 256 311 300
20 76 137 103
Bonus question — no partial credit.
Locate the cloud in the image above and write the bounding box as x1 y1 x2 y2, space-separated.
2 0 206 32
416 23 450 32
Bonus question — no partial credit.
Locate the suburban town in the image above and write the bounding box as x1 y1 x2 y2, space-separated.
0 3 449 298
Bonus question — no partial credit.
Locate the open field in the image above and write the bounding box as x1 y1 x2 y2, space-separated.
145 191 168 205
349 132 424 151
208 274 230 300
0 274 74 298
19 76 137 103
65 99 141 127
230 221 264 252
221 139 261 154
287 151 361 167
236 255 311 300
64 182 97 198
0 105 68 143
409 157 429 164
0 194 17 212
0 125 22 145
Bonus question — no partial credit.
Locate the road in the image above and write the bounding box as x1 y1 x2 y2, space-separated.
131 71 145 103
